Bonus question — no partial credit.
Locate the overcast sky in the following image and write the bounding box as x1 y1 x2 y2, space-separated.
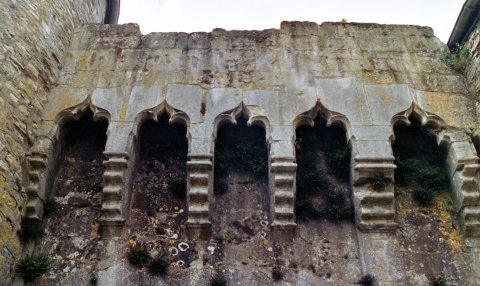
118 0 465 43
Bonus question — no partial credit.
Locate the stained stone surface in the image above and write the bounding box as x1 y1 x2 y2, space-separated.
12 20 480 285
0 1 107 281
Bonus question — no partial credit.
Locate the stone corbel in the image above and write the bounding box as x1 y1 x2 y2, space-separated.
354 157 397 232
98 151 129 237
270 155 297 231
186 154 212 239
25 136 56 221
443 130 480 237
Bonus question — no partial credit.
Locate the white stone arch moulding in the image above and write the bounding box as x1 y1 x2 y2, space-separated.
212 102 271 145
390 102 448 144
293 100 354 147
132 100 191 148
25 98 111 222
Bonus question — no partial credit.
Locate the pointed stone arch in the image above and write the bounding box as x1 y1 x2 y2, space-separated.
25 99 110 222
391 103 480 237
212 102 271 143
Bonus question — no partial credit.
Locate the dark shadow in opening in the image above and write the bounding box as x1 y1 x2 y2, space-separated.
295 116 353 222
34 110 108 273
130 113 188 239
212 116 269 239
393 116 450 205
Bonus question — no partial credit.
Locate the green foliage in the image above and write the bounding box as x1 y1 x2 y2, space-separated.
148 257 169 276
211 273 227 286
20 220 44 243
15 255 50 282
296 166 330 196
272 266 284 281
427 274 447 286
371 174 387 191
213 231 236 243
440 43 469 72
324 189 353 221
395 154 449 205
43 198 58 217
213 232 225 243
168 176 186 199
358 274 376 286
326 144 351 180
128 243 151 268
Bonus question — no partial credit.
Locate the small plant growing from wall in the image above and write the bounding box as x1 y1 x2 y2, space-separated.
15 255 50 282
148 257 169 276
427 274 447 286
326 144 352 180
358 274 376 286
42 198 58 217
440 43 469 72
128 243 151 268
272 266 284 281
211 272 227 286
89 276 98 286
20 220 44 243
371 174 387 191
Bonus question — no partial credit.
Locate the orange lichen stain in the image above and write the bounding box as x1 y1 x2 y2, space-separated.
169 240 176 245
262 239 269 247
89 223 99 239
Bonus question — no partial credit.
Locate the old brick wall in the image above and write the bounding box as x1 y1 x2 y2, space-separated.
0 0 107 281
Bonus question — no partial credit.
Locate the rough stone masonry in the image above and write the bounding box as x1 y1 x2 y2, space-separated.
2 1 480 285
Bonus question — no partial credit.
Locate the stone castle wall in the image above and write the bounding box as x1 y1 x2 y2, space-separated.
466 20 480 102
0 0 107 281
27 22 480 285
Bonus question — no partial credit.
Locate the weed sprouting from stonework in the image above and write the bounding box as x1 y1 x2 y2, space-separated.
358 274 376 286
326 144 351 180
371 174 387 190
427 274 447 286
211 272 227 286
42 198 58 217
128 243 151 268
272 266 284 281
440 43 469 72
20 220 44 243
15 255 50 282
148 257 169 276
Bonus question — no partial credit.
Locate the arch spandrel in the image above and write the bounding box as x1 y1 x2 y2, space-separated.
43 87 90 121
166 84 203 124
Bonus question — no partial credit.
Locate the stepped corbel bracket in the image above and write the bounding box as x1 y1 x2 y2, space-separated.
354 157 397 232
186 154 212 239
270 156 297 232
98 151 129 238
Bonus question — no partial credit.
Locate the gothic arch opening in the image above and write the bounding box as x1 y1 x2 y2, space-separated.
391 115 461 282
290 110 361 281
129 113 189 242
295 115 353 222
392 116 450 205
212 114 269 249
33 109 108 276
